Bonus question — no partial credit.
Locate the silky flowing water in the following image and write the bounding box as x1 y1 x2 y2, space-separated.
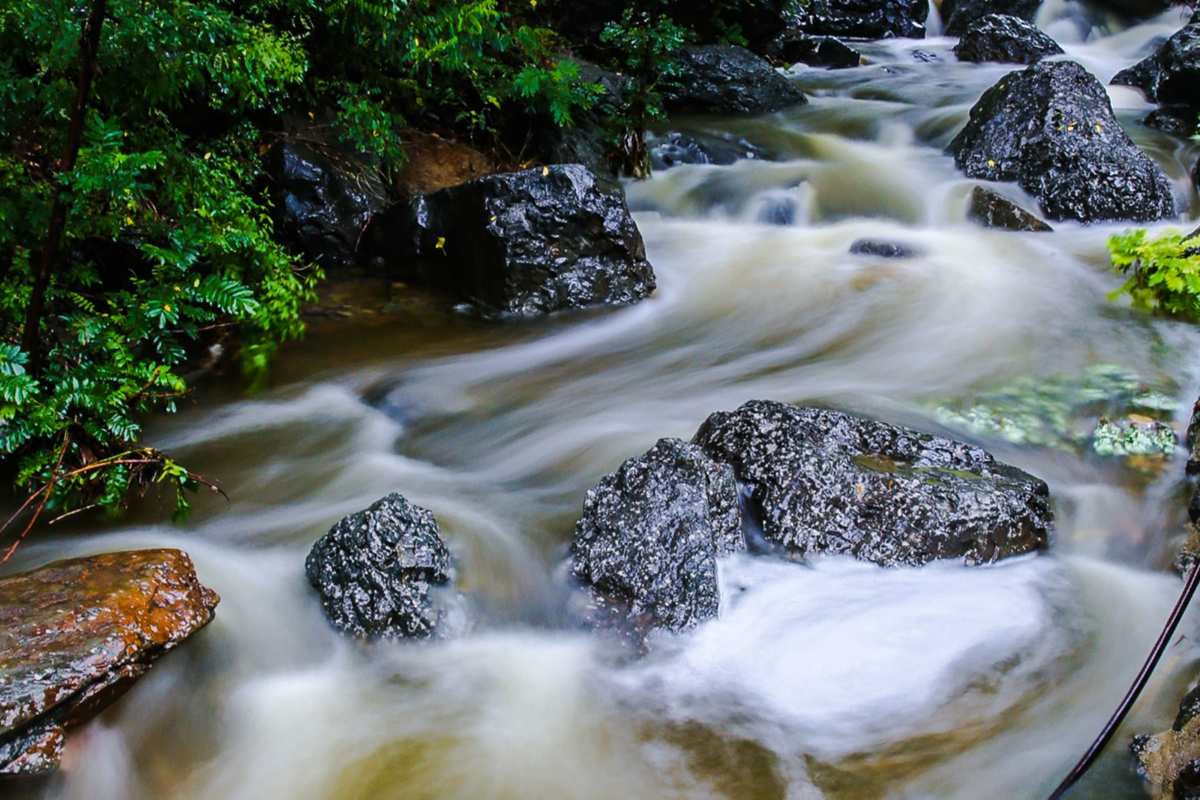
13 5 1200 799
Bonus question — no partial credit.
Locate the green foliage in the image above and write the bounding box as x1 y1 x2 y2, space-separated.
1109 228 1200 321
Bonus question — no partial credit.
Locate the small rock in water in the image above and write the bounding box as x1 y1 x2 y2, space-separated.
1090 414 1177 457
664 45 808 115
570 439 744 640
306 492 457 640
693 401 1053 567
648 131 766 171
912 49 941 63
953 14 1065 65
1144 106 1198 137
761 32 863 69
850 239 918 258
0 549 218 776
967 186 1053 231
949 60 1176 223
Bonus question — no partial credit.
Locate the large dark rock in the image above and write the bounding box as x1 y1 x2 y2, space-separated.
954 14 1064 64
798 0 930 39
269 141 386 268
762 31 864 68
693 401 1053 566
949 60 1176 223
0 550 217 776
943 0 1043 35
367 164 657 316
664 45 808 115
1112 12 1200 108
649 131 768 171
967 186 1054 231
571 439 744 637
306 493 455 640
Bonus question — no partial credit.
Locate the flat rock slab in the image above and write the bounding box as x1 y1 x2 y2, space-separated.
693 401 1053 567
0 549 218 776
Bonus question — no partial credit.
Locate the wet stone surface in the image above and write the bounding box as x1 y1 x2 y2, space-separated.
953 14 1065 65
306 493 456 640
664 45 808 115
0 549 218 776
571 439 744 639
967 186 1054 231
693 401 1053 567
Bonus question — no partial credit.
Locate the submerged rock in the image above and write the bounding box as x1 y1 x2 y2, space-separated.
269 140 386 268
967 186 1054 231
1090 414 1177 457
0 549 218 776
949 60 1175 223
649 131 767 171
664 45 808 115
366 164 656 316
943 0 1043 35
849 239 918 258
693 401 1053 567
306 493 456 640
953 14 1064 64
762 32 863 68
798 0 930 39
571 439 744 637
1112 12 1200 108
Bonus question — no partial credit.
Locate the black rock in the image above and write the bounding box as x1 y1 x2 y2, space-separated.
268 141 386 268
954 14 1065 64
367 164 657 316
850 239 918 257
649 131 767 171
912 48 942 62
943 0 1043 36
571 439 744 637
1112 13 1200 108
693 401 1053 566
664 45 808 115
762 32 864 68
968 186 1054 231
1145 106 1199 136
305 493 455 640
949 60 1176 223
798 0 930 39
758 196 800 225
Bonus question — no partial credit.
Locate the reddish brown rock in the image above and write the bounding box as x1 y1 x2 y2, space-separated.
0 549 218 776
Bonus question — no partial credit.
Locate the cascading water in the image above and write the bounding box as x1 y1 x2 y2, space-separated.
11 6 1200 799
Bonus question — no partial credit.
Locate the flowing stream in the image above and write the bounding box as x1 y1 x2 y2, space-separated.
13 4 1200 799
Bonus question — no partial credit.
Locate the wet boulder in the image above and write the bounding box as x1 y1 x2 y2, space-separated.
367 164 656 316
306 493 456 640
649 131 768 171
761 32 863 68
1112 12 1200 108
1133 679 1200 798
269 140 386 268
0 549 218 776
797 0 930 39
943 0 1043 36
571 439 744 638
693 401 1053 566
967 186 1054 231
954 14 1064 64
949 60 1176 223
664 45 808 115
849 239 919 258
1145 106 1198 137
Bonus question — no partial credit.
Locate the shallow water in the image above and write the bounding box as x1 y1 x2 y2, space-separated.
12 4 1200 799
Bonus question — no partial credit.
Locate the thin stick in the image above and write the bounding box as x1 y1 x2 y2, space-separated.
1047 558 1200 799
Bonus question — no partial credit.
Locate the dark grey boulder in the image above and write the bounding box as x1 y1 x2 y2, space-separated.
1145 106 1198 136
943 0 1043 35
1112 12 1200 108
649 131 767 171
664 45 808 115
762 32 863 68
967 186 1054 231
798 0 930 39
306 493 455 640
367 164 656 316
693 401 1053 566
850 239 918 258
949 60 1175 223
571 439 744 637
268 141 385 268
954 14 1064 64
